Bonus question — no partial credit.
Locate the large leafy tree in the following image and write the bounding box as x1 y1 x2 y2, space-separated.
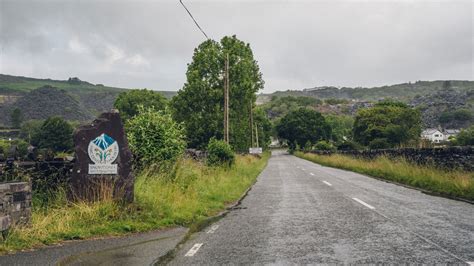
353 101 421 148
37 117 73 152
171 35 264 151
276 108 332 150
114 89 168 121
456 125 474 146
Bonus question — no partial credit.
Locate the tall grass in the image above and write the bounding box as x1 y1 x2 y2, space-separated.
0 153 269 253
295 152 474 201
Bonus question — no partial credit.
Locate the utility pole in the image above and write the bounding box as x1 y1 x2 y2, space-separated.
249 100 254 147
224 54 230 144
255 122 259 148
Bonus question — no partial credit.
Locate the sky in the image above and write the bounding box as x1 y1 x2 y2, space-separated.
0 0 472 93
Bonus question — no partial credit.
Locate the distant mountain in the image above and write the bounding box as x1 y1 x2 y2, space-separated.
257 80 474 129
257 80 474 104
0 74 177 126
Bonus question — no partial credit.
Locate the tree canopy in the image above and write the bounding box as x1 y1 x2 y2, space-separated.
37 116 73 152
171 36 264 151
276 108 332 150
353 101 421 148
456 125 474 146
114 89 168 121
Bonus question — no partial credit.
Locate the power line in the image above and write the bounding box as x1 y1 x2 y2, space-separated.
179 0 210 40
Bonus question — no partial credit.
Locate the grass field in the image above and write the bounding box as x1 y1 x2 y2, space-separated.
295 152 474 201
0 153 269 253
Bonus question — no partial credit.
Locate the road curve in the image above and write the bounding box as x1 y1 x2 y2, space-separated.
169 150 474 265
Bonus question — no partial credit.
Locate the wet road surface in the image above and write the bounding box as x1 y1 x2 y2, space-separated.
169 151 474 265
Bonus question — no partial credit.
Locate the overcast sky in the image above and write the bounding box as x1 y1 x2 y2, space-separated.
0 0 472 93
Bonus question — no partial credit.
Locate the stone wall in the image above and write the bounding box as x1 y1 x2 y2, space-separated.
0 182 31 232
310 146 473 171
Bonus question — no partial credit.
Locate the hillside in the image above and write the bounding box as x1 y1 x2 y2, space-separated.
258 80 474 129
0 74 177 126
258 80 474 104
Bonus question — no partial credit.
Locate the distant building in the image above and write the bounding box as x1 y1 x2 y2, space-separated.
444 129 461 140
421 129 444 143
421 128 461 143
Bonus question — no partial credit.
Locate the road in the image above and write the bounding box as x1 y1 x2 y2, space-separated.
169 151 474 265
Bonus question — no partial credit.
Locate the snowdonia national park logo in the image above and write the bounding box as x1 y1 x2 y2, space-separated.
88 133 119 174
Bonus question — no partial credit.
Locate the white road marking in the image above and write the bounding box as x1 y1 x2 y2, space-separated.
467 262 474 266
322 181 332 186
352 198 375 210
302 168 306 170
206 224 219 234
309 172 315 176
185 243 203 257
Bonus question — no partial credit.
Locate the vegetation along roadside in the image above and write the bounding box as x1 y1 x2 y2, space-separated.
295 152 474 201
0 152 270 253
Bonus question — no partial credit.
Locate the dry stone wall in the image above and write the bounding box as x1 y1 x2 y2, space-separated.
0 182 31 232
310 146 473 171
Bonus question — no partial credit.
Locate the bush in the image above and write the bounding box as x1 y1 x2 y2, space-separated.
314 140 336 151
336 140 363 151
126 107 186 169
456 125 474 146
368 138 390 149
207 138 235 167
303 141 312 152
37 117 73 152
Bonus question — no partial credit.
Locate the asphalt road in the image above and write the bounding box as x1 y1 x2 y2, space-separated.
169 151 474 265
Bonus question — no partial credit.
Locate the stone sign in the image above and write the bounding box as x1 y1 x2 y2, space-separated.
71 111 134 203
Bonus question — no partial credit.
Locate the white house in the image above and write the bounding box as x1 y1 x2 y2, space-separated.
421 128 461 143
421 129 445 143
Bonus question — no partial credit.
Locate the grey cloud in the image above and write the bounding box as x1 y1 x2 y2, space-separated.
0 0 472 92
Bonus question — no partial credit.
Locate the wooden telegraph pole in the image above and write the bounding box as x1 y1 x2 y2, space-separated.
224 54 230 144
250 100 254 147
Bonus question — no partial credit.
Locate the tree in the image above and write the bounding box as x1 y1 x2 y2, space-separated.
126 107 186 167
10 108 23 128
19 120 43 145
171 35 264 151
114 89 168 121
353 101 421 148
253 107 272 149
276 108 332 150
37 117 73 152
325 114 354 142
456 125 474 146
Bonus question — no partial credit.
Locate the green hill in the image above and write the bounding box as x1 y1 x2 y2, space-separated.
0 74 177 126
258 80 474 104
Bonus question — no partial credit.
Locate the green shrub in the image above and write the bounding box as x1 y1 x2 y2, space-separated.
369 138 390 149
37 117 73 152
314 140 336 151
336 140 363 151
126 107 186 168
457 125 474 146
303 141 312 152
207 138 235 167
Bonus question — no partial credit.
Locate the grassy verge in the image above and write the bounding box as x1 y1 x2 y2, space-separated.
0 153 270 253
295 151 474 201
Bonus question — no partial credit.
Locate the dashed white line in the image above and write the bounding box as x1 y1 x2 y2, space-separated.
206 224 219 234
185 243 203 257
301 168 306 170
352 198 375 210
322 181 332 186
309 172 315 176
